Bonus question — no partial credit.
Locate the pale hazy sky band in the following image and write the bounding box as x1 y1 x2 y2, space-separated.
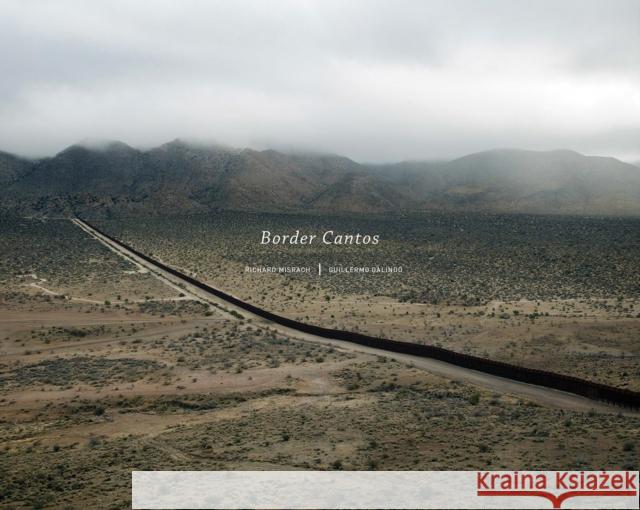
0 0 638 162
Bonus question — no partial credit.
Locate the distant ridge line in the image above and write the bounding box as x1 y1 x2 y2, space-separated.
78 217 640 410
3 142 640 216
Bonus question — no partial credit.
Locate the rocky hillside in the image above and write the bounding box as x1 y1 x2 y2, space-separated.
375 149 640 215
0 151 33 184
1 141 639 216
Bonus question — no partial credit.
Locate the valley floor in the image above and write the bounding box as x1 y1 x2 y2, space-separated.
0 214 638 509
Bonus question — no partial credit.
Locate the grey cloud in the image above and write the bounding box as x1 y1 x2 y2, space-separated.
0 0 638 161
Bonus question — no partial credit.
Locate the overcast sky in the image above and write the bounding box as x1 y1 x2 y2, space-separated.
0 0 638 162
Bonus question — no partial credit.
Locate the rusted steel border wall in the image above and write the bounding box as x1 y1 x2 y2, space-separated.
81 219 640 409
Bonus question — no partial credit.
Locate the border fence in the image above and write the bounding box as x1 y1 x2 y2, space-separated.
80 218 640 410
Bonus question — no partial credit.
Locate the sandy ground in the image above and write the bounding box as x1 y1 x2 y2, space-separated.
1 220 638 509
73 218 638 413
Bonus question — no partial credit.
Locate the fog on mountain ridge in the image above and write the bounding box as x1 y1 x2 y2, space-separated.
0 140 638 217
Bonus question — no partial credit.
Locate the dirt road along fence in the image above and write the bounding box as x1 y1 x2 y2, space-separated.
80 218 640 410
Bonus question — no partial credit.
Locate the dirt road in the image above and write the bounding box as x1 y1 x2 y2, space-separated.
72 218 635 414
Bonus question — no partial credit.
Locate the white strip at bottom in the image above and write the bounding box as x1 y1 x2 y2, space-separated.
132 471 639 509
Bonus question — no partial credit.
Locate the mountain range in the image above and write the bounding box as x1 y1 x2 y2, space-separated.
1 139 639 217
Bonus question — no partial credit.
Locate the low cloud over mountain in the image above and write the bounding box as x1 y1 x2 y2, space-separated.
2 140 639 217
